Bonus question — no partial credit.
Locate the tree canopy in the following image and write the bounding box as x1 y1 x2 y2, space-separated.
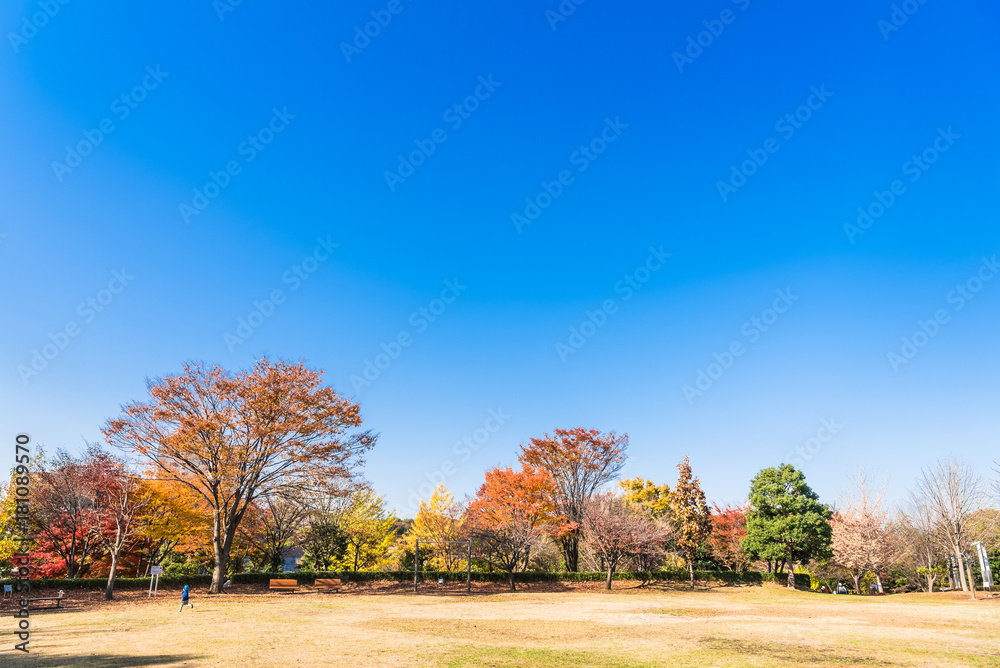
102 358 375 593
669 457 712 588
742 464 832 588
465 465 562 590
619 477 672 519
518 427 627 571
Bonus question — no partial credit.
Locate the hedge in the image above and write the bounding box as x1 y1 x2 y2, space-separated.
0 575 214 591
234 570 810 588
1 571 809 590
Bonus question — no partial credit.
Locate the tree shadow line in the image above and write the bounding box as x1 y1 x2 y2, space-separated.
2 653 198 667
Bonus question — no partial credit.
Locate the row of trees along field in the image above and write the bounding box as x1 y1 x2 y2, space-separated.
1 359 997 598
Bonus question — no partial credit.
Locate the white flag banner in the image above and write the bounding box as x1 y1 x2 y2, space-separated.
975 543 994 589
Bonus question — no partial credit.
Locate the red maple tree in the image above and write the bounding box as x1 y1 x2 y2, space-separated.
707 502 751 572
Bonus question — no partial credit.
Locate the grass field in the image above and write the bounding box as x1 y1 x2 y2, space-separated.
2 582 998 667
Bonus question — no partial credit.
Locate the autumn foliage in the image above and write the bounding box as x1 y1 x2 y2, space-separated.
102 359 375 593
707 503 750 572
584 494 669 589
518 428 627 572
10 362 986 598
670 456 712 588
465 466 563 590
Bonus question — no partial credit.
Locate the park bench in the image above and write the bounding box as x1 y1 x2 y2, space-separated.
27 592 64 609
269 579 298 593
315 579 341 593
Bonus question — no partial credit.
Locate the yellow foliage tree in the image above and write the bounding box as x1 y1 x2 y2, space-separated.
399 484 465 571
619 477 672 519
0 475 20 568
335 488 396 572
145 480 214 574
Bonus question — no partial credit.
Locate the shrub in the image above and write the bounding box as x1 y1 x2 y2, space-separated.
0 575 214 591
1 570 810 591
231 570 810 587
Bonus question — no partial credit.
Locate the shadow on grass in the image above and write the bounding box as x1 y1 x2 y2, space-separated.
406 580 762 596
706 638 896 666
395 580 580 596
628 580 760 593
1 653 198 667
0 606 80 616
411 586 575 597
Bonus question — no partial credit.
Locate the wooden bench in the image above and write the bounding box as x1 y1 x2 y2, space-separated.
27 593 64 609
269 579 298 593
315 578 341 593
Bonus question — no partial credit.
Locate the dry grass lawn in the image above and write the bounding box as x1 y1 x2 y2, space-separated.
1 581 997 667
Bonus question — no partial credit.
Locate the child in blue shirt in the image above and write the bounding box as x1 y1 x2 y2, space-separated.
178 585 194 612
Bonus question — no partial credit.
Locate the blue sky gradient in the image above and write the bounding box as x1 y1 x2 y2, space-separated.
2 0 998 515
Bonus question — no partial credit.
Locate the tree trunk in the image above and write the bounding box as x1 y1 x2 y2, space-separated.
507 569 516 591
561 534 579 572
104 550 119 601
851 573 862 595
69 532 77 579
210 514 235 594
954 548 969 592
963 554 976 600
786 557 796 589
689 558 695 589
606 566 614 590
875 572 883 594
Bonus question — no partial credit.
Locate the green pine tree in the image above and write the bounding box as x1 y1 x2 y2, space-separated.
742 465 832 588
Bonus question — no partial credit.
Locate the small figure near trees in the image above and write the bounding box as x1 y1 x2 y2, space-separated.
178 584 193 612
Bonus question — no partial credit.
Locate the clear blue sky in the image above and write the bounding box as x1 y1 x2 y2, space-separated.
2 0 998 516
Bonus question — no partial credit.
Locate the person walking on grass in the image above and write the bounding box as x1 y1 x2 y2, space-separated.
178 585 194 612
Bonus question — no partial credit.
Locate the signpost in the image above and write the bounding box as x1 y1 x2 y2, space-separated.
148 565 163 597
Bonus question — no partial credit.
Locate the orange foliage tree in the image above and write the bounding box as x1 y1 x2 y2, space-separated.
465 465 563 591
518 428 628 571
103 359 375 593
